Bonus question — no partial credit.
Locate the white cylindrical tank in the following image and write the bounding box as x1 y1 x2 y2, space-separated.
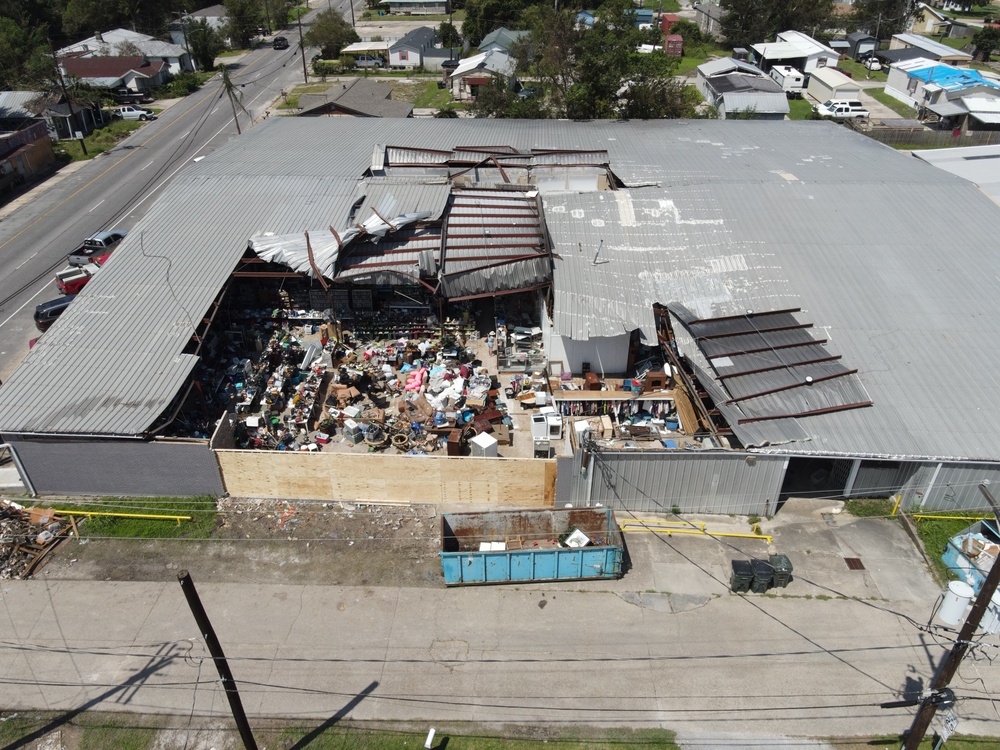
938 580 975 626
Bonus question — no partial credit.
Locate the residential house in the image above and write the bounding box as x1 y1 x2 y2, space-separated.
750 30 839 74
890 32 972 65
0 91 100 141
846 31 878 60
884 57 999 111
390 27 451 70
0 103 55 181
695 3 724 39
908 3 951 35
297 79 414 117
696 58 790 120
576 10 595 29
387 0 450 15
478 27 529 54
59 56 168 94
449 50 515 100
57 28 192 75
173 5 229 48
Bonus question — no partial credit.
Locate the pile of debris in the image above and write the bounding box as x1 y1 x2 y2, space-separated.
0 501 74 579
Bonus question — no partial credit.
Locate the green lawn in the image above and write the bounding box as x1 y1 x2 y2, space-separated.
835 57 888 83
870 88 917 118
911 513 983 584
786 98 814 120
57 119 145 161
919 33 973 51
37 496 220 539
401 80 453 108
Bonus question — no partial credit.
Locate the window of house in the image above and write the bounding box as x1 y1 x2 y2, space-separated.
400 49 408 61
907 77 918 94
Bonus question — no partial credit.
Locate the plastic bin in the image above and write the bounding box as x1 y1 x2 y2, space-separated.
730 559 753 593
750 559 774 593
769 554 793 588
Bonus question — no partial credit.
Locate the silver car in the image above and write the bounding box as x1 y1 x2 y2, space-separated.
111 105 155 121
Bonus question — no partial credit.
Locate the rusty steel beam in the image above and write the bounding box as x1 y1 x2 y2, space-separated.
725 369 859 405
688 307 802 325
709 338 826 359
737 401 873 424
697 322 813 341
716 355 842 380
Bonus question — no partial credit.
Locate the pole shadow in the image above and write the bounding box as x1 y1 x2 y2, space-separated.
288 680 379 750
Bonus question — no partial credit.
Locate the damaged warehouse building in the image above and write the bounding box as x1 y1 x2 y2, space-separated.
0 118 999 514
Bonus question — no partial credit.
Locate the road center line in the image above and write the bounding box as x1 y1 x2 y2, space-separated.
141 161 154 170
88 199 105 212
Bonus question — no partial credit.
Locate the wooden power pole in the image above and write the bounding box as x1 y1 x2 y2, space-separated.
902 482 1000 749
177 571 258 750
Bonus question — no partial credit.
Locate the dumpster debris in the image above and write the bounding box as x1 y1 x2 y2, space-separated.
0 501 74 579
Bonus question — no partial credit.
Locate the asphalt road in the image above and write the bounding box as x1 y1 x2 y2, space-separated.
0 2 356 382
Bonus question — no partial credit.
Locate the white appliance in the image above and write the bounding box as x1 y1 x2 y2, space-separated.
533 438 552 458
531 413 548 440
470 432 498 457
539 406 563 440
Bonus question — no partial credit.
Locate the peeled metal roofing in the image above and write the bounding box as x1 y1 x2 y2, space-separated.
721 92 790 115
3 117 1000 459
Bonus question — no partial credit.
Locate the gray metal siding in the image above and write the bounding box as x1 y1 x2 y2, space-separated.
849 460 920 498
921 463 1000 511
555 455 576 507
586 451 787 515
7 438 224 497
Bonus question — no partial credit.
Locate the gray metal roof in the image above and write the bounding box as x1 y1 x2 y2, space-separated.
914 143 1000 203
894 33 972 60
721 91 790 114
697 58 765 78
0 91 43 119
2 118 1000 463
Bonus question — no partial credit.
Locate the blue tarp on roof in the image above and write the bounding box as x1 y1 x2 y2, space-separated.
909 65 1000 92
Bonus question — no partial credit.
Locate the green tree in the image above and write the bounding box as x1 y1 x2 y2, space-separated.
0 15 53 90
720 0 835 49
471 78 515 116
972 25 1000 60
303 9 359 58
462 0 526 46
512 6 580 116
188 17 225 71
851 0 912 38
439 20 462 50
224 0 264 49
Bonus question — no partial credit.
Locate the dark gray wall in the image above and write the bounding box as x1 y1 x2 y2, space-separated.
7 437 224 497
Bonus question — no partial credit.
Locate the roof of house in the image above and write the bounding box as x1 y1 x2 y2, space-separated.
451 50 514 78
695 2 724 20
846 31 877 42
299 78 414 117
775 29 837 56
914 2 950 21
915 143 1000 203
189 4 226 17
0 91 41 119
56 28 151 56
893 32 972 59
4 119 1000 464
709 73 783 95
720 91 790 114
392 26 437 50
908 62 1000 91
963 95 1000 123
478 27 528 51
60 56 165 83
751 41 821 61
808 66 858 88
697 57 765 78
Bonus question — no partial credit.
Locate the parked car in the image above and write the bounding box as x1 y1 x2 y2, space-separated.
55 253 109 295
273 36 290 50
33 296 75 332
813 99 870 120
110 105 155 121
517 85 540 99
355 54 384 69
110 87 152 105
67 230 127 266
863 57 882 71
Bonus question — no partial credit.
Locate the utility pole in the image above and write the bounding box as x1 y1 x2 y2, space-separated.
49 44 87 156
218 64 243 134
177 571 258 750
297 11 309 82
174 12 193 70
902 482 1000 750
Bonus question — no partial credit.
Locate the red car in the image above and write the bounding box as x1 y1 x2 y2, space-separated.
55 253 110 294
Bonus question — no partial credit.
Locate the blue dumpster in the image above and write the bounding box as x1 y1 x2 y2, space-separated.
440 507 624 586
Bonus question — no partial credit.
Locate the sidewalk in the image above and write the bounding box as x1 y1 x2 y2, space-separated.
1 500 993 744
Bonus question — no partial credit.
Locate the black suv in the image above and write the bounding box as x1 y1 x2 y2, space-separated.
273 36 289 50
34 295 75 332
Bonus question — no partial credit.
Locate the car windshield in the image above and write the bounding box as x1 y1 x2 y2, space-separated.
822 101 834 108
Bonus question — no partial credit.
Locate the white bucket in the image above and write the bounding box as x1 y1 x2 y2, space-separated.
980 589 1000 635
938 580 975 626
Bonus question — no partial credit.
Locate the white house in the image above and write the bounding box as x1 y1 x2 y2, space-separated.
750 29 838 74
884 57 997 109
389 27 453 71
695 60 790 120
57 28 192 75
449 50 515 101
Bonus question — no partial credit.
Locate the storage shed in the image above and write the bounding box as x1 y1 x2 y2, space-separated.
665 34 683 57
807 67 862 103
847 31 878 61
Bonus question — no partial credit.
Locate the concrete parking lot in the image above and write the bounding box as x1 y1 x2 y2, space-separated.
0 498 993 748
